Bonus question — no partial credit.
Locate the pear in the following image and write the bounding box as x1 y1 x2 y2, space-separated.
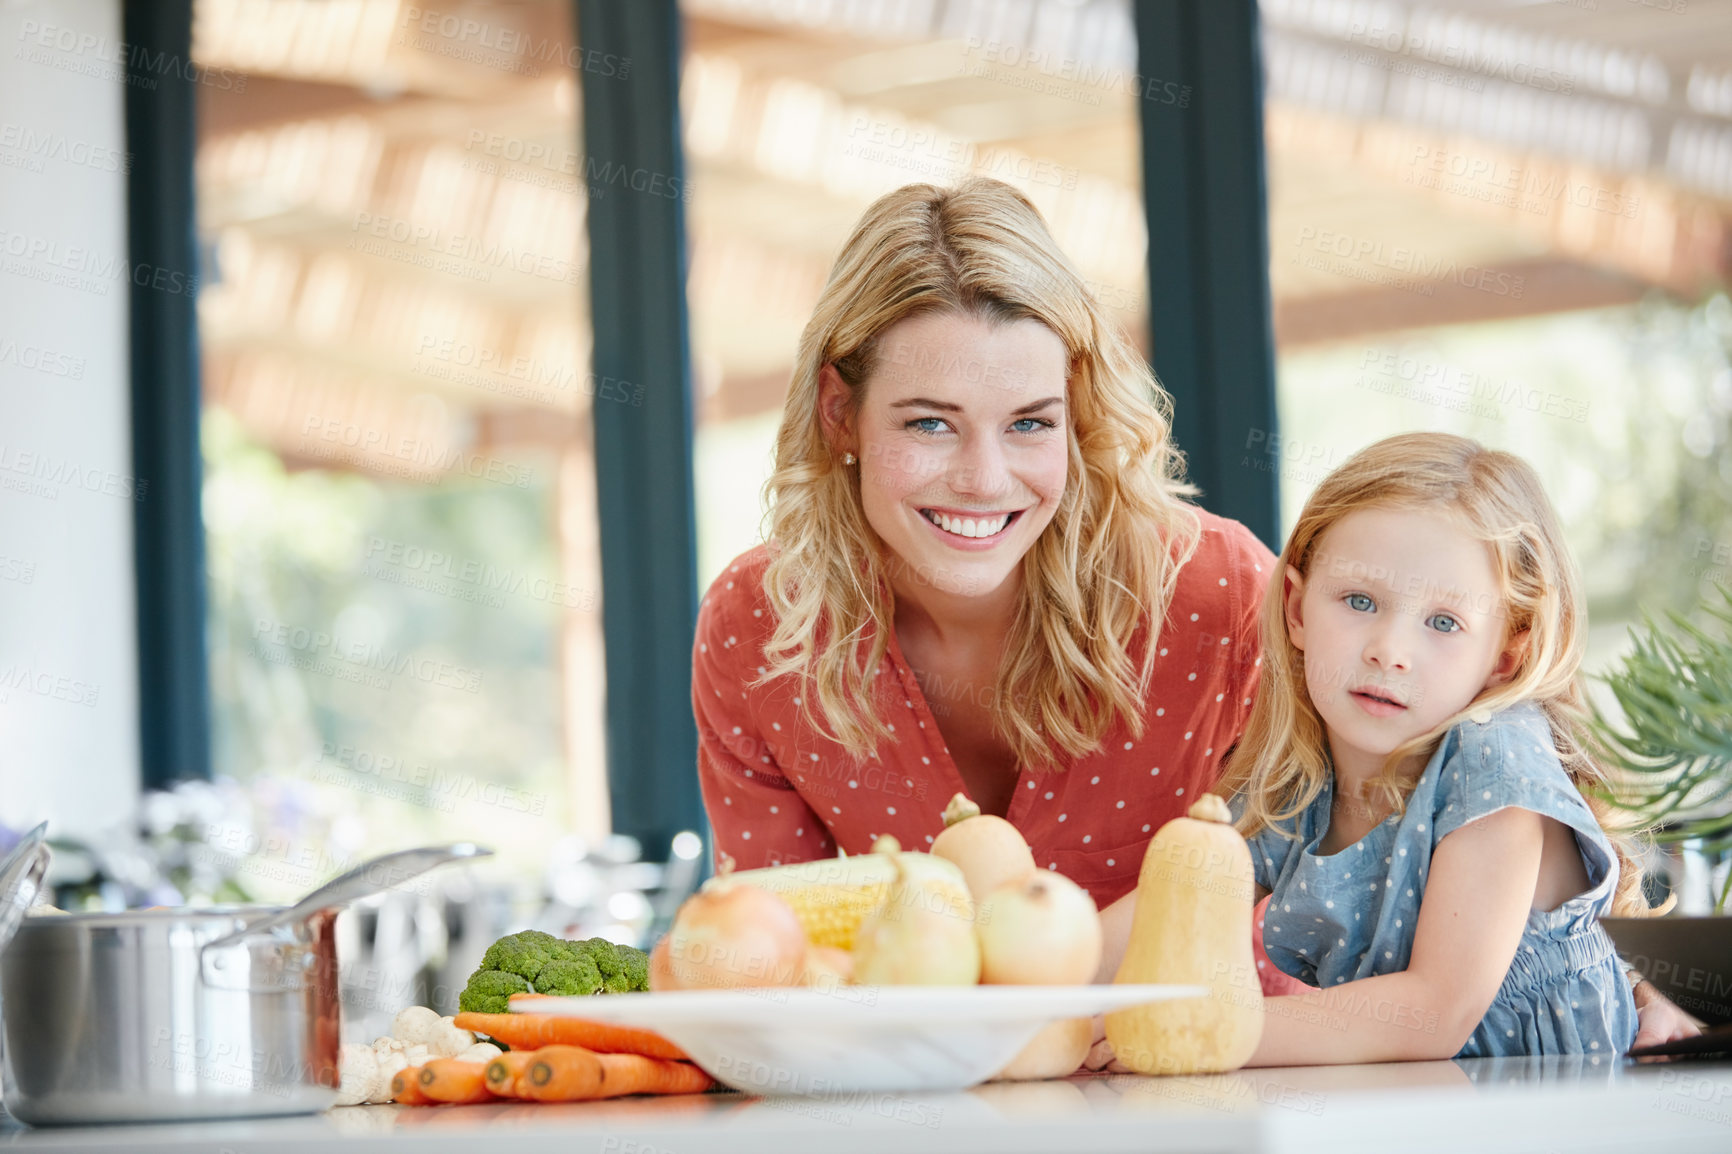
851 836 981 985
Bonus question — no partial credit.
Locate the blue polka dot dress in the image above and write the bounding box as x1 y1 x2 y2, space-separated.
1238 702 1638 1058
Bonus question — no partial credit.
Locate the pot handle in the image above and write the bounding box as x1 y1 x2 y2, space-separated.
198 842 492 984
0 822 50 956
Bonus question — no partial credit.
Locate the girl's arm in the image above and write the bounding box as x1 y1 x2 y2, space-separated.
1245 807 1542 1066
1633 984 1701 1048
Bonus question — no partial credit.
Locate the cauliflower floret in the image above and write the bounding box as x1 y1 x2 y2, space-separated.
416 1016 475 1059
371 1049 409 1104
334 1043 378 1107
391 1005 444 1047
456 1041 502 1064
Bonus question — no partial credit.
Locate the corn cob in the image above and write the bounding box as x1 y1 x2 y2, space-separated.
712 850 967 952
776 881 891 950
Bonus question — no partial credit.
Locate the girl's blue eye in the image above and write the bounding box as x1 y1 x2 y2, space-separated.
1345 593 1374 612
1427 613 1462 634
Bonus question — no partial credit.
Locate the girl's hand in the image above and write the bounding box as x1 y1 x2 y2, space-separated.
1632 984 1701 1050
1081 1013 1130 1074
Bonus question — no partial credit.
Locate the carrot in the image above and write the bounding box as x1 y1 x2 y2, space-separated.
454 1010 689 1062
519 1044 714 1102
391 1064 433 1105
589 1053 713 1098
417 1057 495 1104
517 1044 605 1101
484 1050 539 1098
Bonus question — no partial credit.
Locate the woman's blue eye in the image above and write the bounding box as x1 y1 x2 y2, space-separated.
1427 613 1462 634
1345 593 1375 612
1010 417 1056 433
906 417 948 434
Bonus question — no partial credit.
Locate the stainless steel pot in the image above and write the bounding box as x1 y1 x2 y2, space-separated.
2 905 342 1124
0 841 490 1125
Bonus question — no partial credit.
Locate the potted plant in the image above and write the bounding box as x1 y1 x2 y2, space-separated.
1594 585 1732 1030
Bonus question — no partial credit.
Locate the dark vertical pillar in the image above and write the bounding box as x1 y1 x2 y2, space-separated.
1135 0 1282 550
125 0 210 787
573 0 702 860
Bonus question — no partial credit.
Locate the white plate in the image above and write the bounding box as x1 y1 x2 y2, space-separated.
515 984 1205 1095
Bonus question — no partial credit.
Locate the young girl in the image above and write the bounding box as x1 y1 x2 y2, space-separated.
1219 432 1659 1064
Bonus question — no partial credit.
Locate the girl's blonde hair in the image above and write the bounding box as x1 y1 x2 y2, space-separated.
1218 432 1658 917
758 177 1200 771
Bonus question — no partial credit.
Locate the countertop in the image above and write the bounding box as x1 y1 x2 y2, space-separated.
3 1057 1728 1153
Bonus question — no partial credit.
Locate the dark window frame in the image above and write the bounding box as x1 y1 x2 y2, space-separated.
125 0 211 789
1135 0 1281 550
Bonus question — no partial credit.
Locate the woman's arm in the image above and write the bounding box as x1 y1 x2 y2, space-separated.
1246 806 1542 1066
692 594 831 869
695 718 831 869
1093 888 1136 984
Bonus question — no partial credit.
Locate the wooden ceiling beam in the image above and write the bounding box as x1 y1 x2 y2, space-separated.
1273 255 1649 348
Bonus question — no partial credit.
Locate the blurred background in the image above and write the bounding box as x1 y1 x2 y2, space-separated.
4 0 1731 1033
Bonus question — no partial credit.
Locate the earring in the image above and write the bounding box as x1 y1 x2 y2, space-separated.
843 452 857 465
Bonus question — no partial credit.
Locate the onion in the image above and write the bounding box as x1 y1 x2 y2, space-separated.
975 871 1102 986
648 935 679 991
797 945 854 992
665 881 807 990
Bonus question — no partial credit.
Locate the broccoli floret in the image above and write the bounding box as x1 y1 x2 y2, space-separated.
533 954 603 996
591 939 649 994
462 934 651 1012
479 929 562 983
458 968 532 1014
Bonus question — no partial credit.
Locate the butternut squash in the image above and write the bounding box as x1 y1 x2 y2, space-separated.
1104 794 1262 1075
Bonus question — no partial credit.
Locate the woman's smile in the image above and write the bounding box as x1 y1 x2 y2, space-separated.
918 506 1028 544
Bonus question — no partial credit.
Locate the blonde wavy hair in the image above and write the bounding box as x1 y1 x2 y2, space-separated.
1218 432 1660 917
757 178 1200 772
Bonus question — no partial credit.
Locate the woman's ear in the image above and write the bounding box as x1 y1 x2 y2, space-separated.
1485 628 1530 689
817 364 856 457
1283 565 1307 652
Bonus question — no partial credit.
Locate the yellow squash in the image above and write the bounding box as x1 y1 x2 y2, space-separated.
1105 794 1263 1075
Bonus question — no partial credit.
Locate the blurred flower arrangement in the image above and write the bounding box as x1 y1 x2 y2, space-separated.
44 778 258 910
40 774 368 911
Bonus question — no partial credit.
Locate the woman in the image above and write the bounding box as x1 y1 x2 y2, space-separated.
693 176 1293 994
690 177 1693 1045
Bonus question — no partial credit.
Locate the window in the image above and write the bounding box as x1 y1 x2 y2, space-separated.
192 0 606 892
1259 0 1732 658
